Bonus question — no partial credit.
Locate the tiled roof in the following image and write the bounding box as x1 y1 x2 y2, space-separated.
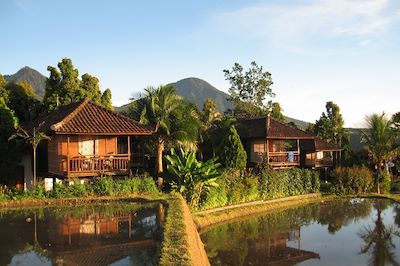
236 116 314 139
236 117 267 139
29 98 153 135
314 138 342 151
267 117 314 139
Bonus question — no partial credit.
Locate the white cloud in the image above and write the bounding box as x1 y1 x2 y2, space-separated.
209 0 400 53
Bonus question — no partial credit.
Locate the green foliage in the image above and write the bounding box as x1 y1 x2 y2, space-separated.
0 176 158 201
159 193 192 266
100 88 113 110
330 166 374 195
43 58 112 111
80 73 101 103
0 98 20 182
129 84 201 177
379 172 392 194
220 125 247 170
258 168 320 199
270 102 284 121
362 113 397 168
201 169 259 209
224 61 274 117
165 148 220 209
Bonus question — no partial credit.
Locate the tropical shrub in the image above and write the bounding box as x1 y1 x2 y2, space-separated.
164 148 220 209
330 166 373 195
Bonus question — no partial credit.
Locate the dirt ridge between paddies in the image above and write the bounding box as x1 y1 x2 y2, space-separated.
193 193 323 233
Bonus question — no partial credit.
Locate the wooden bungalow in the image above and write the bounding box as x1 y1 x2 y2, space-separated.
236 116 341 169
28 98 153 179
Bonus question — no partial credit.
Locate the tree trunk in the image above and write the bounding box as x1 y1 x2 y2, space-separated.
156 139 164 187
33 146 37 188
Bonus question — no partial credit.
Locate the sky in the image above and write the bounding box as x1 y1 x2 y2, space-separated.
1 0 400 127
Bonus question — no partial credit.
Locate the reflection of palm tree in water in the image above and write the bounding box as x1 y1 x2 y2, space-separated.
358 199 400 266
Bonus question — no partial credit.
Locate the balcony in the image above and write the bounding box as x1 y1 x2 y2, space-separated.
68 154 130 177
268 151 300 169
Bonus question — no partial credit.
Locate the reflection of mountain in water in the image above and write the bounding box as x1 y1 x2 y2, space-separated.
0 203 165 266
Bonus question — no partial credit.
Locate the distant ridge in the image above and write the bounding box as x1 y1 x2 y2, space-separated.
4 66 46 98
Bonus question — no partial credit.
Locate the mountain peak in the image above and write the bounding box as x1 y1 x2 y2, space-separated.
4 66 46 98
170 77 231 112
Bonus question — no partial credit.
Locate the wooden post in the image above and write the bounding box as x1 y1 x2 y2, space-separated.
67 136 70 180
127 135 131 175
105 137 107 154
266 139 269 165
297 139 300 164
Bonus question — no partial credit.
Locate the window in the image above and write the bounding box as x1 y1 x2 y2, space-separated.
79 136 96 156
117 136 128 154
253 142 265 153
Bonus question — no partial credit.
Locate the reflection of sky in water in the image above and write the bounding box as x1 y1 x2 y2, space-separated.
9 250 51 266
290 203 400 266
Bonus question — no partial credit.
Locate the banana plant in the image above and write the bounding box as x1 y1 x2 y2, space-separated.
165 148 220 208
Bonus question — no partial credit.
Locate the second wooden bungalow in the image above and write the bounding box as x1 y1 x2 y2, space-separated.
236 116 341 169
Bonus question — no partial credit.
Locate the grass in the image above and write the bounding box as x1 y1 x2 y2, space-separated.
159 193 193 266
193 193 324 231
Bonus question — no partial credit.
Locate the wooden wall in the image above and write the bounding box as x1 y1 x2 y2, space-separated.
47 135 118 175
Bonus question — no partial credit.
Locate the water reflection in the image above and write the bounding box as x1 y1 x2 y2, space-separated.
0 202 165 266
201 198 400 266
358 200 400 266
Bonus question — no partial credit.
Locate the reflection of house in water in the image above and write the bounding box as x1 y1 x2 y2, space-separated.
37 203 165 266
245 228 320 265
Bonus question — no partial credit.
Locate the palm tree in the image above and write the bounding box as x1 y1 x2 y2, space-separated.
129 85 200 186
9 124 50 188
361 113 397 194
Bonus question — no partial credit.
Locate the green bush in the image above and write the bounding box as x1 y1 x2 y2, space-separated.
331 166 373 195
92 176 116 196
379 172 392 194
259 168 320 200
1 175 158 201
200 169 259 209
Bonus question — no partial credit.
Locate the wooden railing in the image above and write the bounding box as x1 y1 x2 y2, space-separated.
268 151 300 168
69 155 130 173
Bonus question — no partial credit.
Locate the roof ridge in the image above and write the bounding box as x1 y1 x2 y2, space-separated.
50 98 89 131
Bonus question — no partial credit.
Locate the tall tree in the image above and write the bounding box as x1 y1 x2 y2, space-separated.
6 82 41 123
314 101 346 145
80 73 101 103
0 73 6 88
129 85 200 185
361 113 397 194
223 61 274 117
220 125 247 170
0 98 19 182
43 58 112 111
100 88 113 110
270 102 284 121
